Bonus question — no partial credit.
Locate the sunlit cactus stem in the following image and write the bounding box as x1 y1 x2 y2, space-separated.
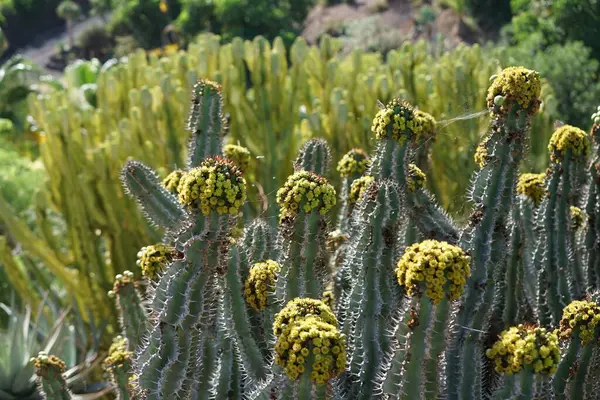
132 157 246 398
187 80 226 167
336 180 403 398
294 138 332 176
275 170 336 302
584 111 600 290
535 125 591 325
108 270 148 350
448 66 542 399
31 352 71 400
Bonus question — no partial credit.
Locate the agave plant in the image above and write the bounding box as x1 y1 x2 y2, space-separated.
0 297 111 400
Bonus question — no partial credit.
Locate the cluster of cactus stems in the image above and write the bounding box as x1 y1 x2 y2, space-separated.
35 70 600 399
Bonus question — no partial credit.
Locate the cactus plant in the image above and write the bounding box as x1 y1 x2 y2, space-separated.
28 61 600 400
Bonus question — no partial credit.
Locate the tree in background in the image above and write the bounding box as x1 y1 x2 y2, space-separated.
56 0 82 49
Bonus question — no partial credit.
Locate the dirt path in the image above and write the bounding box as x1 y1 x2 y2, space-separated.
18 13 110 76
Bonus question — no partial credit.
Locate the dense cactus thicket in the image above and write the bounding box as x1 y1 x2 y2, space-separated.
33 68 600 399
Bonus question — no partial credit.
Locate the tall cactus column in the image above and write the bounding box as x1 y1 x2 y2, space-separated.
535 125 591 325
121 81 247 398
31 353 71 400
335 148 370 233
275 170 336 301
447 67 542 399
585 113 600 290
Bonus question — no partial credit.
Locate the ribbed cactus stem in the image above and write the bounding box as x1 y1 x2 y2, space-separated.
108 271 148 350
275 171 336 301
400 296 432 400
553 338 580 399
187 80 225 167
423 299 451 396
211 331 243 399
448 67 542 399
403 164 458 243
338 181 402 398
294 138 332 176
536 125 591 324
31 352 71 400
570 342 595 399
121 160 185 231
222 245 269 382
585 122 600 290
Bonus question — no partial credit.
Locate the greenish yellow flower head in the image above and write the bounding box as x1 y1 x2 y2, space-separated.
336 148 370 178
103 336 133 369
223 144 251 172
137 244 175 280
559 300 600 345
548 125 591 162
517 173 546 206
322 284 335 309
244 260 280 311
371 98 422 146
474 136 490 168
274 315 346 384
274 298 338 337
107 270 136 298
348 175 374 205
486 67 541 116
407 164 426 192
178 157 246 215
276 170 336 221
570 206 585 230
396 240 471 304
486 325 560 375
414 109 437 139
30 352 66 375
162 169 185 196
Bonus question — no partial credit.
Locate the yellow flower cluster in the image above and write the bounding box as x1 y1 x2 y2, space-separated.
371 98 422 146
103 336 133 370
486 325 560 375
223 144 251 172
414 110 437 139
570 206 585 230
244 260 281 311
178 157 246 216
486 67 541 116
517 173 546 206
474 137 490 168
276 171 336 221
273 298 338 336
322 285 335 310
396 240 471 304
407 164 426 192
137 244 174 280
107 270 136 298
30 351 66 376
559 300 600 345
275 315 346 384
162 169 185 195
548 125 591 162
348 176 374 205
336 148 371 178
